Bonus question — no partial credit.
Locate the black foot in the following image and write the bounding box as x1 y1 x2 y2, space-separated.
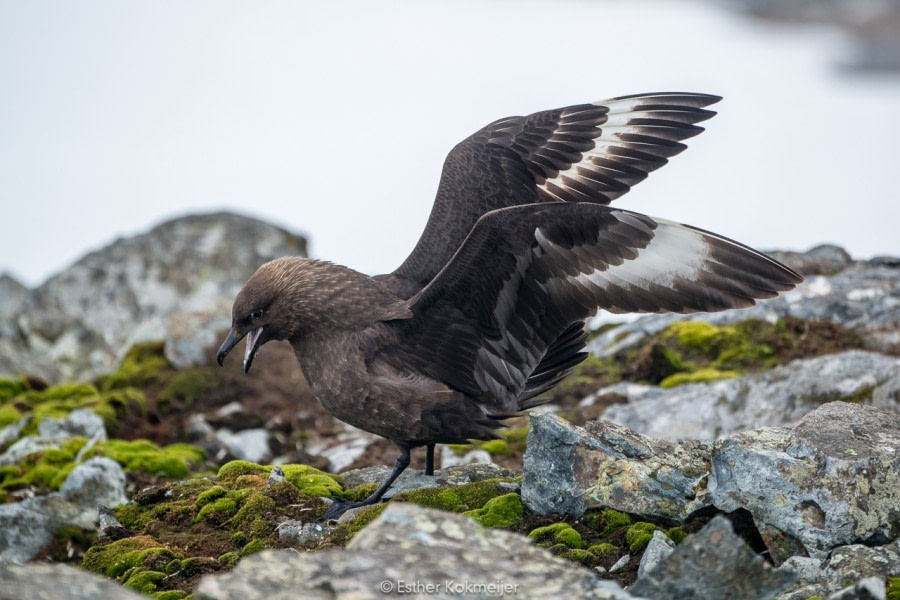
319 499 367 522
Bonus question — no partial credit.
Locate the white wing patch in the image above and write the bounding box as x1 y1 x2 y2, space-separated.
534 219 712 309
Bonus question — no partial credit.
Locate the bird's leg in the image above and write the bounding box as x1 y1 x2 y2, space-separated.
425 443 435 476
319 445 411 522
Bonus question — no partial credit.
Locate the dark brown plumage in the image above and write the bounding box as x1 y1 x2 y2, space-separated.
216 93 803 520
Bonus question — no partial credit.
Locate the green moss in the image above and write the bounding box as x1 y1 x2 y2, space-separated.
341 482 379 502
338 503 388 536
123 569 166 594
587 542 617 558
196 497 238 524
560 548 592 562
887 577 900 600
659 368 739 388
280 464 342 498
218 551 241 568
0 378 26 402
82 535 181 578
395 478 511 513
528 522 584 549
240 538 266 557
625 521 659 552
599 508 632 536
152 592 187 600
0 403 24 427
665 321 727 349
217 460 269 480
85 439 204 479
232 492 277 538
0 436 87 493
463 493 524 528
158 369 216 407
666 526 687 545
38 382 99 401
196 485 227 508
479 439 508 455
97 341 173 391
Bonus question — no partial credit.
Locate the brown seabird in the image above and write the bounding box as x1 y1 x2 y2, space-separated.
216 93 802 520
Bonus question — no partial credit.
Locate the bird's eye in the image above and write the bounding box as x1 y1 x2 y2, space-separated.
250 309 264 320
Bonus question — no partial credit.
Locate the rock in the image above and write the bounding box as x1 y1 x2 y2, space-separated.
276 520 332 546
630 516 796 600
195 503 634 600
709 402 900 563
0 274 28 340
0 408 107 466
439 446 493 469
340 462 518 500
214 428 272 464
0 561 147 600
637 530 676 579
779 541 900 599
827 577 887 600
588 261 900 357
608 554 630 573
0 457 127 563
303 425 380 472
767 244 853 276
0 212 307 383
601 351 900 441
521 412 712 520
164 299 234 369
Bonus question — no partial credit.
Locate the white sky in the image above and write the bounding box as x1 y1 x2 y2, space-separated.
2 0 899 288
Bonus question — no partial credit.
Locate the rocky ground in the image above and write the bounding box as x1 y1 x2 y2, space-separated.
0 213 898 599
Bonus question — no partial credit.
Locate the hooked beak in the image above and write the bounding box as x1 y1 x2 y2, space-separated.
216 327 264 374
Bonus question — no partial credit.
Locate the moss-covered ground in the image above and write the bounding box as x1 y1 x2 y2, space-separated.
0 316 882 596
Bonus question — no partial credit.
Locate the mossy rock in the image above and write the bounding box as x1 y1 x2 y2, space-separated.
85 439 205 479
463 493 524 528
216 460 342 498
97 341 174 391
394 478 512 513
528 522 584 549
82 535 181 578
659 368 739 388
0 437 87 493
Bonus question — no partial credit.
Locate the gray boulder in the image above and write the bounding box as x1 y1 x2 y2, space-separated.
195 503 637 600
0 457 127 563
0 561 146 600
778 541 900 600
0 212 307 382
636 530 676 578
600 351 899 441
521 412 712 520
631 516 796 600
709 402 900 563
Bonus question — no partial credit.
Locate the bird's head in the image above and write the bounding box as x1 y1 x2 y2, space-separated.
216 257 314 374
216 257 413 374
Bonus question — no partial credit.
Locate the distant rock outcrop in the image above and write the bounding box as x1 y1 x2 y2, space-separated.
0 213 307 383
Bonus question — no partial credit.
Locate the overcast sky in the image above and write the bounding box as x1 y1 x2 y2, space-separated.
2 0 899 288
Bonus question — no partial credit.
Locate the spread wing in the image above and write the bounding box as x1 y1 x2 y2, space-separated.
386 203 801 414
392 92 721 289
